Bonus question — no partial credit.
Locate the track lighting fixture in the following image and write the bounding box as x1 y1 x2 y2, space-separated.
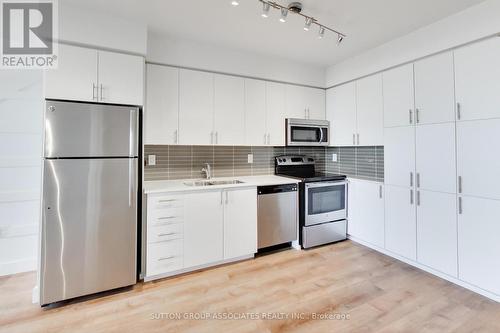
279 8 288 22
304 17 312 31
250 1 346 43
231 1 240 6
261 2 270 17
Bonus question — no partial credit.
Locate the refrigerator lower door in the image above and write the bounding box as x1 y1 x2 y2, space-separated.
41 158 137 305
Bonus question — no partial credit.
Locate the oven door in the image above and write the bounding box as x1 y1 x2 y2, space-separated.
304 181 347 226
287 123 329 146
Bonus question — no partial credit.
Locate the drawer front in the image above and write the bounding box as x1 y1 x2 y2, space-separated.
148 206 184 224
147 240 183 276
148 223 183 244
149 195 184 209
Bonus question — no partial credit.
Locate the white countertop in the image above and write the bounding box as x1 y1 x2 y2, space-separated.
143 175 299 194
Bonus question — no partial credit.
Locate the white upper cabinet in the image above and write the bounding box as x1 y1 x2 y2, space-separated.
414 52 456 124
214 74 245 145
348 179 385 248
384 126 415 188
305 87 326 120
454 38 500 121
184 190 224 268
45 44 98 102
244 79 267 145
98 50 144 106
145 65 179 145
266 82 287 146
416 123 456 194
286 85 325 120
416 190 457 277
458 195 500 296
385 184 416 260
179 69 214 145
326 82 357 146
356 74 384 145
457 119 500 200
223 188 257 260
383 64 415 127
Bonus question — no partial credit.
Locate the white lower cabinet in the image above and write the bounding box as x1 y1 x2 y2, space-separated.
458 196 500 296
145 187 257 280
384 185 416 260
347 179 384 248
416 190 457 277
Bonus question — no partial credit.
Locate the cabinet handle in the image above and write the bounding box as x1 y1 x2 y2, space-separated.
410 189 414 205
307 109 310 119
352 133 356 145
416 191 420 206
92 83 97 100
356 133 360 145
157 216 176 220
457 103 461 120
220 191 223 205
100 84 104 101
225 191 229 204
409 109 413 124
416 108 420 123
410 172 414 187
158 199 176 203
215 131 218 144
304 109 307 119
416 173 420 188
267 133 270 145
158 232 176 237
158 256 175 261
379 185 383 199
458 176 462 193
458 197 463 214
174 130 178 144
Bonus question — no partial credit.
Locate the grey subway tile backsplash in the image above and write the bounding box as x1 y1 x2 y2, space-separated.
144 145 384 182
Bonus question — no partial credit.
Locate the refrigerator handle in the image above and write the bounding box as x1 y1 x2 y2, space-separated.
129 109 138 157
129 159 137 207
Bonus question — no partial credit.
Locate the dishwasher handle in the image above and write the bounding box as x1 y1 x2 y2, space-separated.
258 184 298 195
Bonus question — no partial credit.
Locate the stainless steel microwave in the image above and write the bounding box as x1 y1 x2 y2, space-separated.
286 118 330 146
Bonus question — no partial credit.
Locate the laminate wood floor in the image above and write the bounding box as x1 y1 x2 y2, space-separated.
1 241 499 333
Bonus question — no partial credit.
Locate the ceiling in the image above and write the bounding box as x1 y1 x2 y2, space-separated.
65 0 486 67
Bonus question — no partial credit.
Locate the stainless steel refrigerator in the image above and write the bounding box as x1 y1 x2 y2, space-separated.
40 100 139 306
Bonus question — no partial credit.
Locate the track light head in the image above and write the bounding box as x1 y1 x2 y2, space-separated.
337 34 344 45
279 8 288 23
318 26 325 39
231 1 239 6
304 17 313 31
261 2 270 18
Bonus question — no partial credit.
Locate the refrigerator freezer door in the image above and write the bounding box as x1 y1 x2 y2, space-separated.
40 158 137 305
44 101 138 158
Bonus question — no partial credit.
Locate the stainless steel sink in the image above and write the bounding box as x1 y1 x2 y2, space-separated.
184 179 244 187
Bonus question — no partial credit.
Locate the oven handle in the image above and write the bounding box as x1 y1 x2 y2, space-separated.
305 180 348 189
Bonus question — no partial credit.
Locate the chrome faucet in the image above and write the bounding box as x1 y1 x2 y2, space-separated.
201 163 212 179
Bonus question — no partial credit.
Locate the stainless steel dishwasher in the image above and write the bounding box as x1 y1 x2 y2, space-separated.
257 184 298 249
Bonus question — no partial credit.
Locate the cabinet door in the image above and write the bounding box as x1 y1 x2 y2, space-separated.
44 44 97 102
414 52 456 124
385 185 416 260
457 119 500 200
348 179 384 248
285 85 308 119
214 74 245 145
266 82 286 146
416 123 456 193
179 69 214 145
305 87 326 120
98 50 144 105
417 190 457 277
245 79 267 145
384 126 415 187
224 188 257 259
145 65 179 144
356 74 384 145
326 82 357 146
383 64 415 127
458 196 500 295
184 191 223 267
455 38 500 121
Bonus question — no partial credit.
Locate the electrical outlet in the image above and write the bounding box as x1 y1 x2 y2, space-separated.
332 153 338 162
148 155 156 166
247 154 253 164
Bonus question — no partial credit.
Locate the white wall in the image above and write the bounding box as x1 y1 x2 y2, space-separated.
0 71 43 276
147 32 326 88
59 2 147 55
326 0 500 87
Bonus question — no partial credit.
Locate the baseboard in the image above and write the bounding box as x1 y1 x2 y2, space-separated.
348 235 500 303
0 258 36 277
